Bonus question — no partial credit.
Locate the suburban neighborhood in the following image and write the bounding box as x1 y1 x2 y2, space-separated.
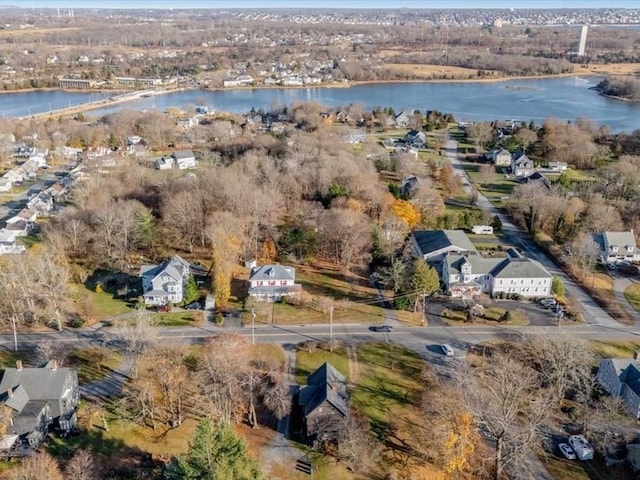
1 3 640 480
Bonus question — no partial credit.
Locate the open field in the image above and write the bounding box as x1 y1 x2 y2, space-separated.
589 340 640 359
623 283 640 313
442 306 529 326
383 63 486 78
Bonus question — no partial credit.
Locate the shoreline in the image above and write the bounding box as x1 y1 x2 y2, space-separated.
7 70 627 120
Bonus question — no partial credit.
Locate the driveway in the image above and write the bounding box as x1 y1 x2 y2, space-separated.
612 275 640 325
445 140 621 329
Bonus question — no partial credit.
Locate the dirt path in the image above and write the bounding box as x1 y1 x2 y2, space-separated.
346 344 360 384
261 345 302 475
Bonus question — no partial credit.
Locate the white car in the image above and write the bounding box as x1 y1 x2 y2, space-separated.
559 443 576 460
441 344 455 356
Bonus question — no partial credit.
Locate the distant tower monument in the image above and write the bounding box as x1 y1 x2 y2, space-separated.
578 25 588 56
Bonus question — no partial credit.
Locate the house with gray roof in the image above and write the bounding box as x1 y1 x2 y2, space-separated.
412 230 477 264
140 255 191 306
0 361 79 453
597 357 640 418
599 231 640 265
248 264 301 302
511 151 534 177
298 362 348 446
489 148 512 167
443 252 551 299
172 150 196 169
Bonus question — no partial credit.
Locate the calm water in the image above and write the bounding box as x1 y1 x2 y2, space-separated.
2 76 640 133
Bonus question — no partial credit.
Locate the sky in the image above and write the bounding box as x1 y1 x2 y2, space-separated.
4 0 640 9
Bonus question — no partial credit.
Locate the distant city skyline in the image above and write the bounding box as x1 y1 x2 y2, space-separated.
5 0 640 9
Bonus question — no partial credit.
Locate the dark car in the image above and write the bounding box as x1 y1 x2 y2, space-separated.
370 325 393 332
185 302 202 310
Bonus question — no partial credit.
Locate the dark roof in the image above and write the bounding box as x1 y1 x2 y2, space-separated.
413 230 477 258
172 149 195 160
299 362 348 418
625 363 640 397
0 366 76 418
0 384 30 412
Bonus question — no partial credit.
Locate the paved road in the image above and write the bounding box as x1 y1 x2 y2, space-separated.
445 140 622 329
3 322 639 354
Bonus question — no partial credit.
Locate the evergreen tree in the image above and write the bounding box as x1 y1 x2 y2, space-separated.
166 420 263 480
184 274 199 305
411 259 440 296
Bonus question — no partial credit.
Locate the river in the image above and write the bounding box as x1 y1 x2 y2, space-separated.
2 76 640 133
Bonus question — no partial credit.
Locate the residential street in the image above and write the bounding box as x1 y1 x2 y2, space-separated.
445 139 625 329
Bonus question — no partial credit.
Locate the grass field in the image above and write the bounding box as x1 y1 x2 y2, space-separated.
81 288 132 320
67 347 123 384
442 306 529 326
589 340 640 359
462 161 518 205
623 283 640 313
150 311 200 326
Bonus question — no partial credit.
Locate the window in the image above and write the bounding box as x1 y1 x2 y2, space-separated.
257 280 263 286
280 280 287 286
269 281 276 286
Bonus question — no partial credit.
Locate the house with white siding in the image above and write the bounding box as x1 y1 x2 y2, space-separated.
598 231 640 265
140 255 191 306
248 265 302 302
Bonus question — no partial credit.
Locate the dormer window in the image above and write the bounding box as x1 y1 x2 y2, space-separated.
611 246 619 252
627 246 634 252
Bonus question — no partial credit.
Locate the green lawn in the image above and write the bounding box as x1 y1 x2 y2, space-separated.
82 289 132 320
624 283 640 313
67 347 123 384
560 168 597 182
589 340 640 359
461 161 518 205
295 344 350 385
150 311 200 326
442 306 529 326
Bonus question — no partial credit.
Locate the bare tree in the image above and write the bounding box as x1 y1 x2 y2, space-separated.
32 249 70 331
563 232 600 283
338 411 381 473
7 452 64 480
466 122 493 153
479 164 495 187
64 450 102 480
459 353 550 480
114 308 158 379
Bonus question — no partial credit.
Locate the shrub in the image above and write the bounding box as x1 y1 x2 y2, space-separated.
214 313 224 325
95 283 103 293
69 317 86 328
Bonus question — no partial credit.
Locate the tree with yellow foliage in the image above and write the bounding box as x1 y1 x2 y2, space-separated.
391 199 421 229
206 212 243 307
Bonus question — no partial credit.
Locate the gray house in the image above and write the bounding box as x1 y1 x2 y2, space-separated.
298 362 349 447
0 361 79 452
596 357 640 418
140 255 191 306
511 151 534 177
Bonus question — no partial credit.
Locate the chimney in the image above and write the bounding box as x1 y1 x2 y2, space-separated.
50 360 58 371
15 360 22 371
7 387 13 398
634 351 640 361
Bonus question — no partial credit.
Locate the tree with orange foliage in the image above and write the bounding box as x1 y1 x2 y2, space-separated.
391 199 421 229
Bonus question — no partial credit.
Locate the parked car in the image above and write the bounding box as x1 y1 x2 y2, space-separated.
185 302 202 310
559 443 576 460
441 344 455 356
370 325 393 333
568 435 594 461
156 305 171 313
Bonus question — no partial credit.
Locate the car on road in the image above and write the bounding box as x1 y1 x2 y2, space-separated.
558 443 576 460
441 344 455 356
568 435 594 461
185 302 202 310
370 325 393 333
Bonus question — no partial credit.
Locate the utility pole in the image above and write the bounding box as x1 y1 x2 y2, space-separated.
251 308 256 345
329 305 334 352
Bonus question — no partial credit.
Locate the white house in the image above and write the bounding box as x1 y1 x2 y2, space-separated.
547 161 568 172
442 252 552 299
153 156 174 170
597 357 640 418
599 231 640 265
248 265 302 302
0 230 25 255
140 255 191 306
404 130 426 147
172 150 196 169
